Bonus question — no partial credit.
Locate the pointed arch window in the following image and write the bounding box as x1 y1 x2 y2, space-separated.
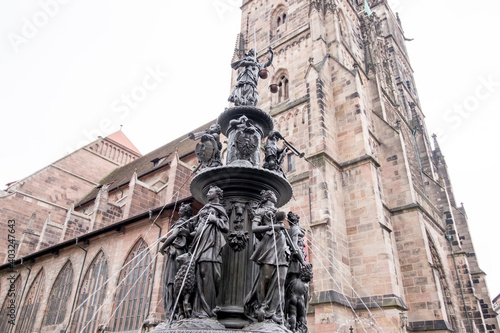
428 233 457 332
16 270 45 333
110 239 152 332
0 275 22 333
43 261 74 326
72 251 108 333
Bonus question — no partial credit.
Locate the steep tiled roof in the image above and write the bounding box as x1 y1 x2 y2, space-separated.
77 120 216 205
106 130 142 155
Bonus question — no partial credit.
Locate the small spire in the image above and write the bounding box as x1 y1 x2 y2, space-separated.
432 133 441 152
431 133 444 166
364 0 373 17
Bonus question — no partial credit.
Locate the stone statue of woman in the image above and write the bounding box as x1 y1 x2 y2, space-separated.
245 190 289 323
190 186 229 318
158 203 193 318
228 47 274 106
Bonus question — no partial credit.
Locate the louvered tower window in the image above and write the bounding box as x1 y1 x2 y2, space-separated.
16 270 45 333
111 239 152 332
0 275 22 333
71 251 108 333
43 261 74 326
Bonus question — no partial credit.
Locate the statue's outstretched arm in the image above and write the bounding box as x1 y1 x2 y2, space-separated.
231 59 256 70
262 47 274 68
231 59 244 70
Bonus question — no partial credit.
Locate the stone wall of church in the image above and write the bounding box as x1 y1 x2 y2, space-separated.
0 210 172 333
0 144 121 264
235 0 497 331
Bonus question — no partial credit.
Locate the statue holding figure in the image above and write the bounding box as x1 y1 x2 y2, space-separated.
245 190 289 324
190 186 229 318
284 212 312 333
228 47 274 106
158 203 193 319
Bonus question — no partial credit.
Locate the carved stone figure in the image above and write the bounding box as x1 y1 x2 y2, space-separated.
193 124 223 169
245 190 289 323
190 186 229 318
227 201 250 252
284 212 312 333
285 212 306 278
263 130 288 174
285 265 313 333
226 115 260 166
173 252 196 319
228 47 274 106
159 203 193 318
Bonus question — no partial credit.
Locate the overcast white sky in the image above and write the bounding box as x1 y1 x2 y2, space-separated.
1 0 500 300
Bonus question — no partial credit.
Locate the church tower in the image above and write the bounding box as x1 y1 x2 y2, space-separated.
231 0 498 332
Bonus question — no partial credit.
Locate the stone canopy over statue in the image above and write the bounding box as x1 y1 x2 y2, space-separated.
154 45 311 333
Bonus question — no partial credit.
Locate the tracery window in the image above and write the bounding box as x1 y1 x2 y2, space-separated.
43 261 74 326
71 251 108 333
428 233 457 332
272 5 288 39
16 270 45 333
0 275 22 333
110 239 152 332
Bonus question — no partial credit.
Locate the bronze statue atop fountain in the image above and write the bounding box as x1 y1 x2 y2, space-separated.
228 47 274 107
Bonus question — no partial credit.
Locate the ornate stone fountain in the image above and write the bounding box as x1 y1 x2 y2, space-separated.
153 47 312 333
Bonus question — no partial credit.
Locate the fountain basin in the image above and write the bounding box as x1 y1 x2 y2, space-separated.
190 165 292 208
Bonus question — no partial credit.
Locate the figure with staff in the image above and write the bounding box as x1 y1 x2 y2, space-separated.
190 186 229 318
245 190 289 323
158 203 194 318
263 130 305 175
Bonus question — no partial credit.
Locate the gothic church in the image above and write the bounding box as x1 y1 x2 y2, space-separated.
0 0 497 332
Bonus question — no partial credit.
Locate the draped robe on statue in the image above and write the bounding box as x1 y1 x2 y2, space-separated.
245 207 290 320
190 202 229 318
